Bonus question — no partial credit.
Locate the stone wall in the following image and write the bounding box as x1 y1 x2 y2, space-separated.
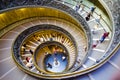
103 0 120 54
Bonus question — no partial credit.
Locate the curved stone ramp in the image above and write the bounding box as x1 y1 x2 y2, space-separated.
67 48 120 80
0 17 87 80
59 0 112 71
0 17 112 80
21 30 76 72
16 17 87 70
0 0 118 80
0 20 44 80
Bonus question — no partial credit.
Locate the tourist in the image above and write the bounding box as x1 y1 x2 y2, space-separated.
100 32 109 43
90 6 96 13
26 57 30 62
61 36 65 43
26 62 33 68
23 44 26 47
26 57 32 63
75 3 80 12
91 24 99 34
85 12 91 21
78 4 85 13
92 40 99 48
62 56 66 61
22 44 26 51
47 63 52 68
76 59 81 64
40 37 44 42
95 14 102 23
29 57 33 63
29 49 33 55
54 57 59 65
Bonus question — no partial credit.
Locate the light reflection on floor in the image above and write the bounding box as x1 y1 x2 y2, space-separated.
44 53 68 73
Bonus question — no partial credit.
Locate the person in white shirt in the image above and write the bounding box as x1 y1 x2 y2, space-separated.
95 14 102 23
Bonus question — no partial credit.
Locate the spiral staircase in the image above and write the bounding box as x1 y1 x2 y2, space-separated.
0 0 120 80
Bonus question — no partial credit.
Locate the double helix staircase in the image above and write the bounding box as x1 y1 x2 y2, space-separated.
0 0 120 80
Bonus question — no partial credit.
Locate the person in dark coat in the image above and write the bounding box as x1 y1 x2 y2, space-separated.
85 13 91 21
